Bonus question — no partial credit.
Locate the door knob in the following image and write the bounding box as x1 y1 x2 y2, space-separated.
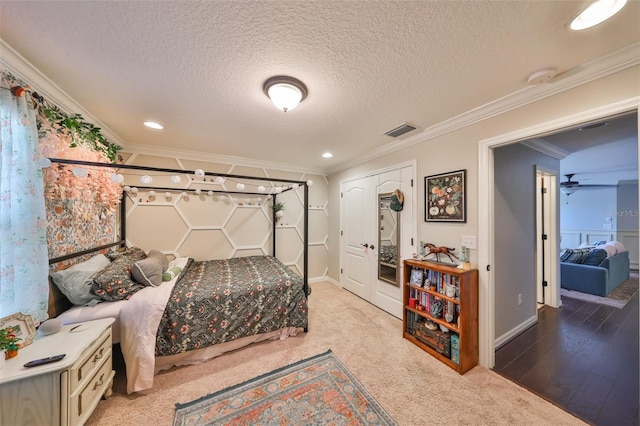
370 244 375 250
361 243 369 248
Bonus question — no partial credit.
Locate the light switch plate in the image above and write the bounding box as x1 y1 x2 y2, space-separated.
461 235 477 249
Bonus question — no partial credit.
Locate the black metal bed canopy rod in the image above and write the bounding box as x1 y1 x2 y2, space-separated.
48 158 309 186
48 157 310 288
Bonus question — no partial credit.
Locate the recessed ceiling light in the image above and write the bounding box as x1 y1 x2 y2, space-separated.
322 152 333 158
570 0 627 30
144 121 164 130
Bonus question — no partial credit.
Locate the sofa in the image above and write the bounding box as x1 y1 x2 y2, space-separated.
560 243 630 296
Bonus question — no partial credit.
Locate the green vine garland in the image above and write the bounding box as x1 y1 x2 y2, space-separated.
34 94 121 163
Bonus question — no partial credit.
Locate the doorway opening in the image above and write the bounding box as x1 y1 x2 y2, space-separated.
477 101 639 369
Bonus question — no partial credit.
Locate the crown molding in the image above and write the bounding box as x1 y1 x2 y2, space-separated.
0 38 325 177
3 36 637 178
123 143 326 176
0 38 128 148
328 42 640 175
521 138 570 160
479 97 640 148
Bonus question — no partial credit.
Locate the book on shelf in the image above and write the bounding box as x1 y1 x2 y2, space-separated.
410 268 424 286
450 334 460 364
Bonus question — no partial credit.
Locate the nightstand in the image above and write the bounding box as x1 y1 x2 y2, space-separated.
0 318 115 426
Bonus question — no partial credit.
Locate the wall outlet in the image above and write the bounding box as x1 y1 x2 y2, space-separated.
461 235 477 249
603 223 612 229
518 294 523 305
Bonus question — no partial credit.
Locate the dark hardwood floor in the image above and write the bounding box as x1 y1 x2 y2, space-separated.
494 288 639 426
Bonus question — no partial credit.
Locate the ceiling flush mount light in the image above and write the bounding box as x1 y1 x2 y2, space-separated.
570 0 627 30
143 121 164 130
322 152 333 158
263 76 308 112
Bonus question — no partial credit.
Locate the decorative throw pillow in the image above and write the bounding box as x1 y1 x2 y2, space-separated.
131 250 168 286
560 248 591 264
92 253 146 301
106 246 147 262
50 254 111 305
610 241 625 253
163 257 191 281
582 248 608 266
600 243 617 257
162 266 183 282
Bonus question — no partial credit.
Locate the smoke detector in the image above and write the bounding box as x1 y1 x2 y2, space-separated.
527 68 557 85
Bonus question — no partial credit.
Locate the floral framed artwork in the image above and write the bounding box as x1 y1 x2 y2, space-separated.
0 312 37 348
425 169 466 222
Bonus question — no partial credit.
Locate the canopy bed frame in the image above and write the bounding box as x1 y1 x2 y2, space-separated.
48 157 310 284
46 157 310 393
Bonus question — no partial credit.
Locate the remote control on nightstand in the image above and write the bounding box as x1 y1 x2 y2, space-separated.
23 354 66 368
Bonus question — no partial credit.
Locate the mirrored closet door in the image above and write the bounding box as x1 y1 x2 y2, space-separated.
378 193 399 286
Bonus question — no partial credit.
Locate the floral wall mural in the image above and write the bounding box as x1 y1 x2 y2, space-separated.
31 89 123 264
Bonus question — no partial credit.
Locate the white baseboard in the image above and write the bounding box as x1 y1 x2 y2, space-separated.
309 276 341 287
495 314 538 349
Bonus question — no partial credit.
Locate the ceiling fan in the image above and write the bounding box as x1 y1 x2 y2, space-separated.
560 173 617 196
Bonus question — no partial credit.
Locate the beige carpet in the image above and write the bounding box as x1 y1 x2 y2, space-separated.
87 281 586 426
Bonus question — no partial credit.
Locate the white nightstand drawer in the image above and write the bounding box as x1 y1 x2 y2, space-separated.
70 328 112 393
70 353 114 426
0 318 115 426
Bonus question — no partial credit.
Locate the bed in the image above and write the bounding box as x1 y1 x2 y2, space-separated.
47 159 310 394
53 251 309 393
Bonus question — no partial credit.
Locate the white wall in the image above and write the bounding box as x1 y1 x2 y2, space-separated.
560 135 638 234
329 65 640 367
121 153 330 280
561 187 618 231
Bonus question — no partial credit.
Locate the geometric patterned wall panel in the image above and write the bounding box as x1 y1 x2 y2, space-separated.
121 153 329 281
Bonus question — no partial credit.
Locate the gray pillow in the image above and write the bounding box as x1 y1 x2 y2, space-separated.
50 254 111 305
131 250 168 286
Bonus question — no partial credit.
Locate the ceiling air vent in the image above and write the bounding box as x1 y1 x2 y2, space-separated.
384 122 417 138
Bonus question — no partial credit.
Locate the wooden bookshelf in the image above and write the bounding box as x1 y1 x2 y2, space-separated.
403 259 478 374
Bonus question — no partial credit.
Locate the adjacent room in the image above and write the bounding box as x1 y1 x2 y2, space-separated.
0 1 638 425
492 112 639 424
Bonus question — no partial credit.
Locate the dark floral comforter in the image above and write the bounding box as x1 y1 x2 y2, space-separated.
155 255 309 356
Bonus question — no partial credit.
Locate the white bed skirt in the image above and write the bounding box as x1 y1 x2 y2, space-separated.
154 327 300 373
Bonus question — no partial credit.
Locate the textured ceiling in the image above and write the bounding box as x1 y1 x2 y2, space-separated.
1 1 639 174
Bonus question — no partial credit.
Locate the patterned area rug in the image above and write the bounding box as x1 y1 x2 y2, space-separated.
561 273 639 309
173 350 397 425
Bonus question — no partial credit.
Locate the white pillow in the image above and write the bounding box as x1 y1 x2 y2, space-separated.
600 243 617 258
50 254 110 305
611 241 625 253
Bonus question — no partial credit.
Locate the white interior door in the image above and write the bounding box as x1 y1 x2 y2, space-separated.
341 176 375 300
536 168 560 308
372 169 411 317
340 163 416 318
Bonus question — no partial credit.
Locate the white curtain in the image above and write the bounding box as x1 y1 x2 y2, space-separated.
0 73 49 323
